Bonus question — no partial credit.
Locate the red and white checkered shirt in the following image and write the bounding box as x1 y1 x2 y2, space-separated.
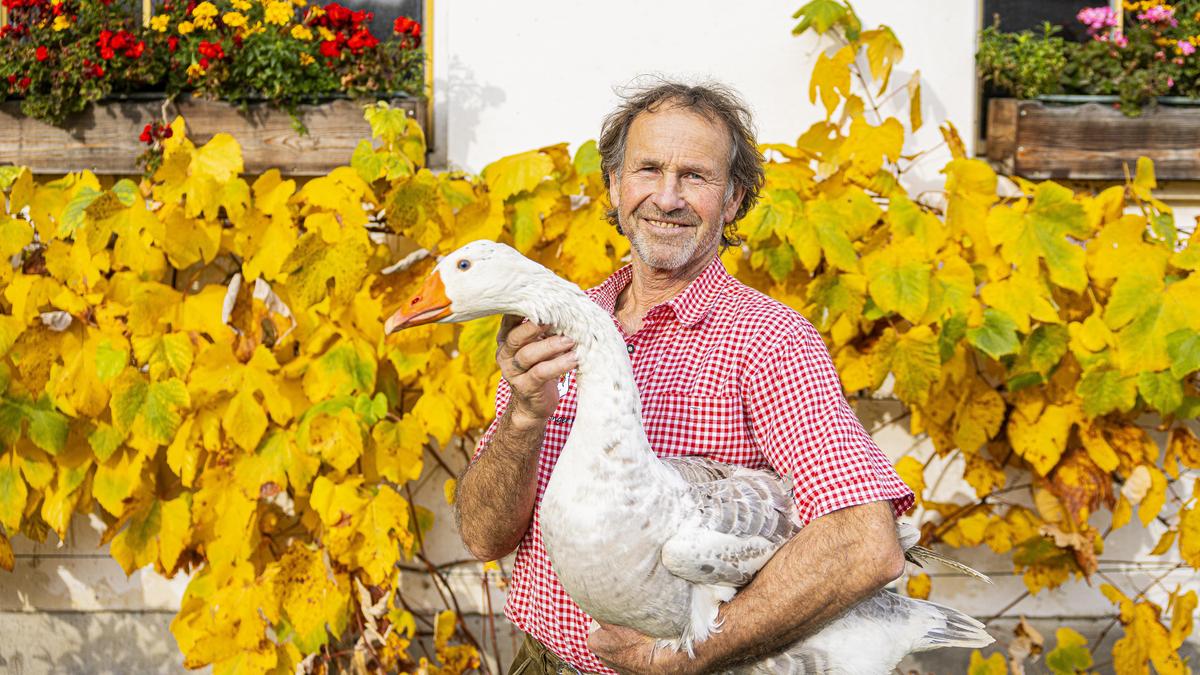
473 255 914 673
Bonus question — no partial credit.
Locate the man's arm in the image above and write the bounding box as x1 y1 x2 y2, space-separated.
589 499 905 674
455 317 577 561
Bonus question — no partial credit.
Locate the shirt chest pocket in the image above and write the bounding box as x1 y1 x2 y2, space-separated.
642 393 756 462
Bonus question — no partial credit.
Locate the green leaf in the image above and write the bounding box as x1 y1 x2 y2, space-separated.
968 309 1020 360
752 243 796 283
864 239 930 323
1167 329 1200 378
939 314 968 363
26 398 69 454
1019 324 1069 375
351 139 384 183
482 149 554 202
458 315 502 375
792 0 849 35
1137 370 1182 416
60 186 102 237
142 379 190 446
804 200 859 272
573 140 601 176
991 182 1088 291
88 423 125 462
0 166 24 191
511 197 543 253
110 179 140 207
0 453 28 531
1077 366 1138 418
95 340 129 383
1046 627 1093 675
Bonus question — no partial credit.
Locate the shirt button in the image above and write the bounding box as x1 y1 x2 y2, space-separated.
626 344 635 354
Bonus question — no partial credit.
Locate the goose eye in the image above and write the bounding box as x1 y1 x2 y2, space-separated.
456 259 471 271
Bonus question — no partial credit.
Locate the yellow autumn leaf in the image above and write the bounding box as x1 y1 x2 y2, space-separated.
893 455 925 501
968 649 1007 675
906 572 931 600
1007 403 1077 476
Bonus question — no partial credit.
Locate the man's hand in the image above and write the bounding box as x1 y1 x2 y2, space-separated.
496 314 577 428
588 623 705 675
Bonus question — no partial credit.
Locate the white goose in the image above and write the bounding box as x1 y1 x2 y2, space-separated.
386 241 994 674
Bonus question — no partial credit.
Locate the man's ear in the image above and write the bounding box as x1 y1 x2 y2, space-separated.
723 185 746 223
607 171 621 212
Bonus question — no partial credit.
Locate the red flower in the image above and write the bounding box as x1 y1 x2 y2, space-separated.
6 74 15 85
346 27 377 52
199 56 210 69
168 35 179 52
162 127 173 139
124 40 144 59
198 40 224 59
110 32 127 50
318 39 341 58
100 47 115 59
139 123 154 144
35 45 49 61
18 76 30 89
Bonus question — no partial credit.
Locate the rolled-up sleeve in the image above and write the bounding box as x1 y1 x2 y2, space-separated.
743 321 914 526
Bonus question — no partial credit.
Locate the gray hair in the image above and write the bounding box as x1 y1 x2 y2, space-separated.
597 80 765 247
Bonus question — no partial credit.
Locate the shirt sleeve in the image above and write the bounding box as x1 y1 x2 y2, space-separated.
471 378 512 461
743 321 914 526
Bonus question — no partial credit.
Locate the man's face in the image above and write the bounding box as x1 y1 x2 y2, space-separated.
608 105 742 272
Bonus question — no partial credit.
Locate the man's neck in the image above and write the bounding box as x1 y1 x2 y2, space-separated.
615 254 713 334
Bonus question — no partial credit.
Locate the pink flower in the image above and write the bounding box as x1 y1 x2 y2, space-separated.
1168 77 1175 87
1180 40 1197 56
1137 5 1177 26
1114 32 1128 48
1077 6 1118 34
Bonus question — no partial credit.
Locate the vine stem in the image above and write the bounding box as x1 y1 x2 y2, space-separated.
982 589 1031 626
1093 561 1186 649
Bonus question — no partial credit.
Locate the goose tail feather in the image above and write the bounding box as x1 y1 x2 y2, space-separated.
912 599 995 652
906 545 993 584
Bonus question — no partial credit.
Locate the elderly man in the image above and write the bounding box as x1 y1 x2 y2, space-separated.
454 82 914 674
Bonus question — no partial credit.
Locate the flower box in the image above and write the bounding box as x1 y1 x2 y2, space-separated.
985 97 1200 181
0 94 426 175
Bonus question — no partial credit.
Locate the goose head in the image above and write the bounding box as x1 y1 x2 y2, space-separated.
384 240 560 333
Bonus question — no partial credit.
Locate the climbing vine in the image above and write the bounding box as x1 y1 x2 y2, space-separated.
0 2 1197 673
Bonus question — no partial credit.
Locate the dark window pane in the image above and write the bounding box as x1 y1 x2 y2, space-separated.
981 0 1103 41
334 0 422 42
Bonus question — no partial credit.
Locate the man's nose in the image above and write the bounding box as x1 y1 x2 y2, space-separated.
649 175 686 213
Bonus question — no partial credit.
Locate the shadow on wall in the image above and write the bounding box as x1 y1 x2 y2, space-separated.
0 610 185 675
446 55 507 172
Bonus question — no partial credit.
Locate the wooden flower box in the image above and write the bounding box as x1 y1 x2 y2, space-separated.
986 97 1200 181
0 94 427 176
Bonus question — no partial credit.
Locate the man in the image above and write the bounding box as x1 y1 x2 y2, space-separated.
454 81 914 674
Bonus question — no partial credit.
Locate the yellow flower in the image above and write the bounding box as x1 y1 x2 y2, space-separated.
263 0 292 25
150 14 170 32
191 1 218 18
290 24 313 40
317 26 335 41
231 0 250 9
178 20 195 34
292 0 306 6
222 11 247 28
187 63 205 77
307 5 323 17
299 52 314 65
194 16 215 29
52 14 71 30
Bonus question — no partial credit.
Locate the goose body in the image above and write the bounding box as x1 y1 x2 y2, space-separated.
388 241 993 674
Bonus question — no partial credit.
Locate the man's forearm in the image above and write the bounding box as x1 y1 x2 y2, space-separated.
455 409 547 561
690 500 905 671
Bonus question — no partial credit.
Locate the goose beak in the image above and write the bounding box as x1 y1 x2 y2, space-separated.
385 271 452 334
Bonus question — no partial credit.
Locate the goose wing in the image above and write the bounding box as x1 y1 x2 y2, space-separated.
659 457 799 587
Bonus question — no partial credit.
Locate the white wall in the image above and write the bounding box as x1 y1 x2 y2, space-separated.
433 0 979 188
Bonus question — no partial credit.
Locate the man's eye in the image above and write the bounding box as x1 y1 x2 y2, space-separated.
457 259 471 271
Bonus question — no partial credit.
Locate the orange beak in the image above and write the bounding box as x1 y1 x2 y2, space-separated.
384 271 452 334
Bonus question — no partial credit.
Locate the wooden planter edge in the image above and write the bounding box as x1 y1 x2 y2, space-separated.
985 97 1200 182
0 95 427 176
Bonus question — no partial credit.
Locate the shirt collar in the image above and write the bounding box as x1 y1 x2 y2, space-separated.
591 255 731 328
